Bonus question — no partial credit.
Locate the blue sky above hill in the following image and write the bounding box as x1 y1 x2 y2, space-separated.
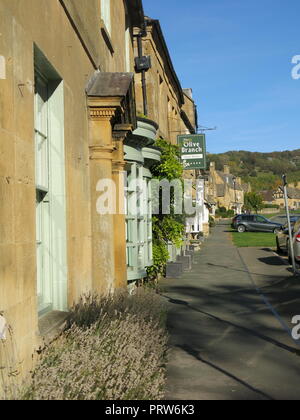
143 0 300 153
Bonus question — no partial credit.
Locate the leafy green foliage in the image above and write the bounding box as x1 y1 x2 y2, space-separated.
153 216 185 248
146 243 170 279
209 216 216 227
207 149 300 192
146 139 185 280
215 208 235 218
243 173 281 192
151 139 183 181
244 192 264 213
262 204 280 209
137 113 148 119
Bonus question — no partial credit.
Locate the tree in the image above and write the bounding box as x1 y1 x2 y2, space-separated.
244 192 264 213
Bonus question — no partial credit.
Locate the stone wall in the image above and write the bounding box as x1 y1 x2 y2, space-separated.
0 0 135 379
134 20 186 144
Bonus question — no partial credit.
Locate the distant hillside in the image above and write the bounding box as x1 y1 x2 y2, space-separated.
207 149 300 192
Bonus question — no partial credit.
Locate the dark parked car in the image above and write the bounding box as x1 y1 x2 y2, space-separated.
233 214 283 233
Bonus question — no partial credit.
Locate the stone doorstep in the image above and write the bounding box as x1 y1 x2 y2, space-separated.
166 262 184 279
177 255 192 271
184 250 195 264
182 247 194 254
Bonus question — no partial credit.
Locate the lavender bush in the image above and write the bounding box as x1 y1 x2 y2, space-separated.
22 288 168 400
0 326 22 400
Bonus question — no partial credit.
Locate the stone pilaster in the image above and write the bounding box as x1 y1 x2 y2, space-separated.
88 103 117 295
112 124 133 289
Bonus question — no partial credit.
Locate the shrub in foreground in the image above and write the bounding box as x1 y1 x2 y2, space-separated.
21 289 168 401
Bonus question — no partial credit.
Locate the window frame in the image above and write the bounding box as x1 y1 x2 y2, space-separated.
34 73 53 315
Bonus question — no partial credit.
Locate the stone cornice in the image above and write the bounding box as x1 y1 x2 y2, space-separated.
112 161 126 172
88 96 124 109
88 107 117 121
89 145 116 160
113 124 133 141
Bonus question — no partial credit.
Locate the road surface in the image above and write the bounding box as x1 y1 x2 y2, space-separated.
162 221 300 400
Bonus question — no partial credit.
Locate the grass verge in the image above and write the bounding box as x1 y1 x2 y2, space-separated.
231 230 277 248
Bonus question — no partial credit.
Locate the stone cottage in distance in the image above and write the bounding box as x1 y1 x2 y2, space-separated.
208 162 246 214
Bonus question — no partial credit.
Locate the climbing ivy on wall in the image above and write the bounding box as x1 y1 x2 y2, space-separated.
147 139 186 279
151 139 184 181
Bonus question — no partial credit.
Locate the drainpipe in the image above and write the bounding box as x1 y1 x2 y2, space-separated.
135 29 148 116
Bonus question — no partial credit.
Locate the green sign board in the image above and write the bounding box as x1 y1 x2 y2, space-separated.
178 134 207 170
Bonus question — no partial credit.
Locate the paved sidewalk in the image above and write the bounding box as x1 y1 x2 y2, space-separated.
161 222 300 400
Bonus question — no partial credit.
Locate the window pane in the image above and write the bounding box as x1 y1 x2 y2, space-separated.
35 75 48 135
36 191 52 314
101 0 111 34
125 27 131 72
35 132 49 190
35 75 49 191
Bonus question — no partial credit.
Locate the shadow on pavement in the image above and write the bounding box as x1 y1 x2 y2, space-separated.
206 262 286 277
163 222 300 400
258 256 287 266
179 344 274 401
162 295 300 357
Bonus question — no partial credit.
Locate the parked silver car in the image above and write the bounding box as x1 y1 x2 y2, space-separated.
276 217 300 266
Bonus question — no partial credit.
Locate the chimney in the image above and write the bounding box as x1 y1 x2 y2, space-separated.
223 165 230 175
210 162 216 171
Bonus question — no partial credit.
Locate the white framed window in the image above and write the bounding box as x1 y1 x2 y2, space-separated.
125 27 131 72
125 163 153 281
101 0 111 35
34 47 68 316
35 73 52 314
35 73 49 192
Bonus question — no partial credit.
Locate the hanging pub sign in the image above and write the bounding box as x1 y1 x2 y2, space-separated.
177 134 207 170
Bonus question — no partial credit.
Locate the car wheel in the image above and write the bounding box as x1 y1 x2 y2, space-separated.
276 238 282 253
287 240 293 264
287 241 300 268
237 225 246 233
273 227 281 234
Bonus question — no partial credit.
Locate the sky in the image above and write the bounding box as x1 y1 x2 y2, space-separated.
142 0 300 154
